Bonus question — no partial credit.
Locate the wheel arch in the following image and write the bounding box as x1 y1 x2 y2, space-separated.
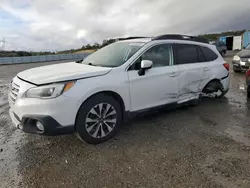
75 90 126 127
202 78 223 93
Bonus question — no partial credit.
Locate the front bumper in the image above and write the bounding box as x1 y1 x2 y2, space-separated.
232 60 250 71
8 76 80 136
9 109 74 135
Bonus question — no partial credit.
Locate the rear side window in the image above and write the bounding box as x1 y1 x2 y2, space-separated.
197 47 206 62
174 44 201 64
200 46 218 61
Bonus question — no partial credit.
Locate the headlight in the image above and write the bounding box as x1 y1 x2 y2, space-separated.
25 81 75 99
233 55 240 61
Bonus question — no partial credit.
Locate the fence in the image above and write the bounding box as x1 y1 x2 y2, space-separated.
0 53 91 65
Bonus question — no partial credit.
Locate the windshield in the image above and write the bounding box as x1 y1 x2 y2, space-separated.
81 42 145 67
246 44 250 49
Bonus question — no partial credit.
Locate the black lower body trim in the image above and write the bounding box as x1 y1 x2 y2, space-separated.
221 73 229 80
123 100 199 121
20 115 74 136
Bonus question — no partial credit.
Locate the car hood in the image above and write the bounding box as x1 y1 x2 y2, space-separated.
237 49 250 58
17 62 112 85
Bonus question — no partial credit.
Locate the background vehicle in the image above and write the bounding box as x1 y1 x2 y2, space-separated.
8 35 230 144
213 41 227 57
246 69 250 98
232 44 250 72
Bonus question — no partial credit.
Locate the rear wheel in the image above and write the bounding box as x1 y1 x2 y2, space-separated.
75 94 122 144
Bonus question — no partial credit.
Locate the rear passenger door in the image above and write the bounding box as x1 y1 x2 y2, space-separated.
174 43 205 103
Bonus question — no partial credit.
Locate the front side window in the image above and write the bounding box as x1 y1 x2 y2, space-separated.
132 44 173 70
81 42 145 67
175 44 200 64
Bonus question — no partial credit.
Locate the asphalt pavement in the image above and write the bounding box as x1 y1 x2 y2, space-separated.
1 53 250 188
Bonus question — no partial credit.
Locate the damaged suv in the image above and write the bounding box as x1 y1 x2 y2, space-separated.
9 35 230 144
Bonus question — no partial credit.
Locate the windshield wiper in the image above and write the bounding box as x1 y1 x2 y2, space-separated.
88 62 97 66
75 59 83 63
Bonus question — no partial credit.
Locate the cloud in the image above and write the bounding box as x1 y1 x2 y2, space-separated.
1 0 250 51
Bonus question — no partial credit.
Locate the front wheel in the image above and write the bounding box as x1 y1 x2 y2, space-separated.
75 94 122 144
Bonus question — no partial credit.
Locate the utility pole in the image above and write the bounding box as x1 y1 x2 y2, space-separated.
0 38 6 51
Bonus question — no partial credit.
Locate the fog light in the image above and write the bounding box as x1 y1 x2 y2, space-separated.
18 124 23 130
36 121 44 132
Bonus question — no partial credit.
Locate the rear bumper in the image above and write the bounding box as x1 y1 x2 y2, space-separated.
9 109 74 136
220 73 230 92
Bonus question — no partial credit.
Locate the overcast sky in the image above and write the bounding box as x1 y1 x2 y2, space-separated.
1 0 250 51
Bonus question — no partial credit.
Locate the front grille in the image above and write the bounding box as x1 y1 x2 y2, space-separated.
10 82 20 103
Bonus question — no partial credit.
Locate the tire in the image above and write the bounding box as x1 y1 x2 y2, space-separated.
217 89 228 98
247 88 250 99
75 94 122 144
221 50 226 57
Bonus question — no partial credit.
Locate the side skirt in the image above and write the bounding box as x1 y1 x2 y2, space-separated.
123 99 199 122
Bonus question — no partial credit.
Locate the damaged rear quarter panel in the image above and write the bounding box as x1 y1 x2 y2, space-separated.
178 64 204 100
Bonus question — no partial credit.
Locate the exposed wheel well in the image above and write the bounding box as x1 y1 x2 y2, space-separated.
202 79 223 93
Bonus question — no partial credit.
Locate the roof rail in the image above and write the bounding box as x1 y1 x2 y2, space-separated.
116 37 149 41
152 34 209 44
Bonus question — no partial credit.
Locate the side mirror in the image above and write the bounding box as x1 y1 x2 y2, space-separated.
138 60 153 76
141 60 153 69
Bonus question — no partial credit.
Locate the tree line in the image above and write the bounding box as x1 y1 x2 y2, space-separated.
57 39 116 54
0 50 55 57
0 30 247 57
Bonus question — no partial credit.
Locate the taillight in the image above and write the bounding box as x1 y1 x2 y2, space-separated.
223 63 230 71
246 69 250 78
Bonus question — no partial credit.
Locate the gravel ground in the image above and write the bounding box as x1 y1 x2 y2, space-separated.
1 53 250 188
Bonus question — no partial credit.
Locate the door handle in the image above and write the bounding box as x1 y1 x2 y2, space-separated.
169 72 179 77
203 67 209 71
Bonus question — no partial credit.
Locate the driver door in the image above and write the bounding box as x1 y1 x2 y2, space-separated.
127 43 180 112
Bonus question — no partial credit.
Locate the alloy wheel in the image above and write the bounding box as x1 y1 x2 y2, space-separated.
85 103 117 138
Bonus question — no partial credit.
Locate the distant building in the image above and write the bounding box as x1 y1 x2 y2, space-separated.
218 30 250 50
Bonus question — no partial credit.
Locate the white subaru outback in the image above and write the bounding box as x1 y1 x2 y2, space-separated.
9 35 230 144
